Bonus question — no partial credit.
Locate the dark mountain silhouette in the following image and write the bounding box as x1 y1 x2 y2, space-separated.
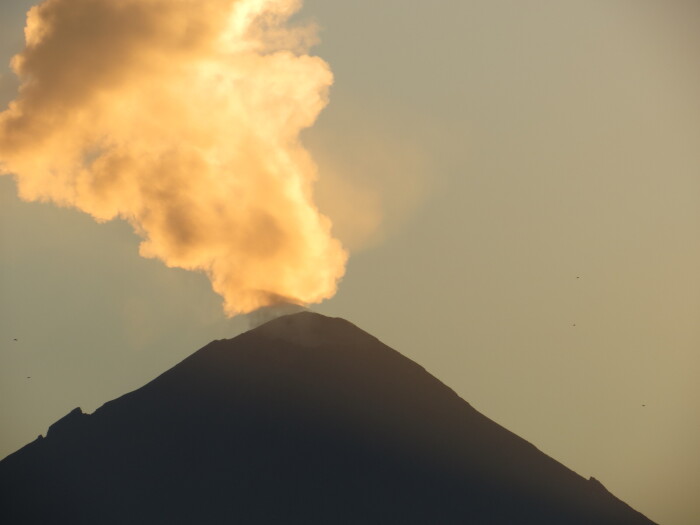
0 312 656 524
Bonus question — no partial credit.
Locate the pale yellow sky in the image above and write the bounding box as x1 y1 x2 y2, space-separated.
2 2 699 524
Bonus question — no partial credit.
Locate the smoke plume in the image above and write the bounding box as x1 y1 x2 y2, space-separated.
0 0 347 315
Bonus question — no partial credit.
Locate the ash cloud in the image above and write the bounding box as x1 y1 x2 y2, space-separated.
0 0 347 315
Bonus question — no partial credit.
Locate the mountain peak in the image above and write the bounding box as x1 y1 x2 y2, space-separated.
247 310 370 346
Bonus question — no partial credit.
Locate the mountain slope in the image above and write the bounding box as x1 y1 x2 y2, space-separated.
0 312 656 524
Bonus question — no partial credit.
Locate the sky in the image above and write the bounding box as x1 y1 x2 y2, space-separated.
1 1 699 524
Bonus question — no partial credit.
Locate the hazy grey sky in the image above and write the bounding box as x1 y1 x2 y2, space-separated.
2 2 699 524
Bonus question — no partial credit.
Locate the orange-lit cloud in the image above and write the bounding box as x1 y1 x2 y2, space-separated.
0 0 347 315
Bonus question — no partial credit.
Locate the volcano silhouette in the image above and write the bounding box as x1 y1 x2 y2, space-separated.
0 312 655 524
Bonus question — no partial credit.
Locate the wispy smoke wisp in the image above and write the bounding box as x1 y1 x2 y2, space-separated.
0 0 347 315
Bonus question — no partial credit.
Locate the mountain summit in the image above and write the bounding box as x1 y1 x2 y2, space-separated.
0 312 655 524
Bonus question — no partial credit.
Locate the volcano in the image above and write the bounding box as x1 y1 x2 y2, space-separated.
0 312 655 524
